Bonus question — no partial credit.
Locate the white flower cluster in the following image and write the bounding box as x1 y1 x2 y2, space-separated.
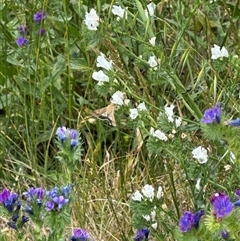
132 184 163 202
192 146 208 164
142 208 158 230
129 102 147 120
92 52 113 85
164 104 182 128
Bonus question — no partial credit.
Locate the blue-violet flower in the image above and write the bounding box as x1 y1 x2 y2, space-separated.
201 104 221 124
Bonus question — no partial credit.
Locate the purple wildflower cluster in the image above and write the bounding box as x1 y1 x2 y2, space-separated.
16 10 46 47
56 126 79 149
179 191 240 238
179 210 205 232
0 188 29 231
45 185 72 211
201 104 221 124
70 228 90 241
134 228 149 241
210 192 233 219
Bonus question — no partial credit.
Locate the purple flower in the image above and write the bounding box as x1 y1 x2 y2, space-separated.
46 187 59 199
210 193 233 218
179 211 195 232
0 188 18 212
70 228 90 241
33 11 46 23
62 185 72 197
193 209 205 229
134 228 149 241
221 230 229 240
201 104 221 124
46 200 55 211
56 126 79 149
225 118 240 127
24 206 34 215
236 189 240 197
16 36 28 46
19 26 27 35
23 187 44 202
37 28 46 35
52 196 68 209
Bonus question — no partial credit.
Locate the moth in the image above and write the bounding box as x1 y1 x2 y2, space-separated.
91 103 116 127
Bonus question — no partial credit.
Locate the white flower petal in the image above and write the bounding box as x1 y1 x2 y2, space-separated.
137 102 147 111
96 52 113 70
151 222 158 230
152 130 168 141
147 2 156 16
195 178 201 191
142 215 151 221
149 36 156 46
111 91 125 106
164 104 175 123
142 184 155 200
148 56 158 67
132 190 143 201
129 108 139 120
84 9 100 31
112 5 125 19
175 117 182 128
92 70 109 85
192 146 208 164
211 44 229 60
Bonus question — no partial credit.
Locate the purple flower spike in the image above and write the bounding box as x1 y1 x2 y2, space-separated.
226 118 240 127
19 26 28 35
16 36 28 46
70 228 90 241
34 11 46 23
201 104 221 124
210 193 233 218
221 230 229 240
53 196 68 209
193 209 205 229
37 28 46 35
236 189 240 197
179 211 195 232
134 228 149 241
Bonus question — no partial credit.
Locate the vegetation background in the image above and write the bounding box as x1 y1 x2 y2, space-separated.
0 0 240 240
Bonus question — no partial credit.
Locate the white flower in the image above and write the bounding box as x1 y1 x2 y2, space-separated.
195 178 201 191
148 56 158 67
111 91 125 105
149 37 156 46
142 215 151 221
96 52 113 70
129 108 139 120
211 44 229 59
147 2 156 16
92 70 109 85
112 5 126 19
152 130 168 141
192 146 208 164
151 210 156 221
84 9 100 31
164 104 175 123
132 190 143 201
142 184 155 200
156 186 163 199
137 102 147 111
151 222 158 230
175 117 182 128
